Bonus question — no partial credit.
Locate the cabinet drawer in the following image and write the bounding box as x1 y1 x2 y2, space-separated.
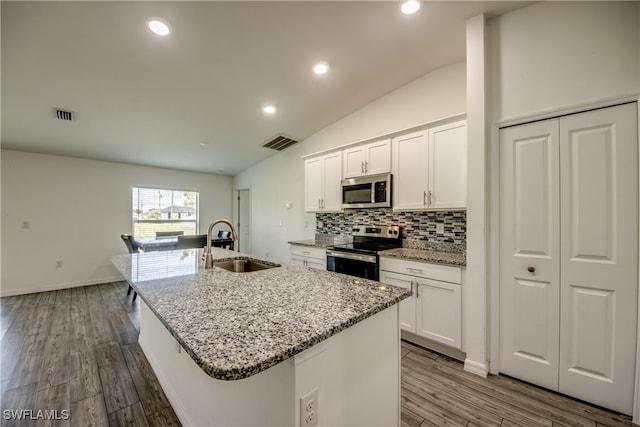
290 245 326 261
379 257 461 284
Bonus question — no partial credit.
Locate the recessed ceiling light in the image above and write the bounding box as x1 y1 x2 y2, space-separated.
313 63 329 75
148 19 170 36
263 105 276 114
400 1 420 15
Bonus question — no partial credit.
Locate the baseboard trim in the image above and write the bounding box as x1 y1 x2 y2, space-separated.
401 330 466 362
0 276 125 297
464 358 489 378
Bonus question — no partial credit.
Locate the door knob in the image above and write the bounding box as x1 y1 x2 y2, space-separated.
527 266 536 273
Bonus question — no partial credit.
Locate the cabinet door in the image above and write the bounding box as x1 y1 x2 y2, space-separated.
392 131 429 210
365 139 391 175
428 120 467 209
321 152 343 212
416 279 462 349
379 271 416 333
343 146 366 178
305 157 323 212
290 255 306 267
305 258 327 270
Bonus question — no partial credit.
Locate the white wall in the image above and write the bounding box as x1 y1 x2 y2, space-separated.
483 0 640 376
1 150 233 296
233 61 466 262
489 1 640 123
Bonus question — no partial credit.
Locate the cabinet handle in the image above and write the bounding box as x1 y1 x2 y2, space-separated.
361 161 365 173
321 199 324 209
302 251 311 254
527 266 536 273
318 199 321 210
423 191 427 206
427 190 432 206
406 267 424 273
365 160 368 173
416 281 419 298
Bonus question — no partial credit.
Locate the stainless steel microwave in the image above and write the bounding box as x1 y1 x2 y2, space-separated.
341 173 392 209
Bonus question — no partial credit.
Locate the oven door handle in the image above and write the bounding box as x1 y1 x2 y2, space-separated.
326 251 377 264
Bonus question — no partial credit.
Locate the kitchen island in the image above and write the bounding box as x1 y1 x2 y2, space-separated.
112 248 410 426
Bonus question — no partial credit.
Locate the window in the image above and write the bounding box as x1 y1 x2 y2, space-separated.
132 187 199 237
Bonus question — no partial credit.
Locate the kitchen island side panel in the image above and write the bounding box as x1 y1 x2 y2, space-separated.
139 301 296 426
140 300 401 427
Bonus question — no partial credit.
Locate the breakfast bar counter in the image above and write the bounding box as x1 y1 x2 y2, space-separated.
112 248 410 426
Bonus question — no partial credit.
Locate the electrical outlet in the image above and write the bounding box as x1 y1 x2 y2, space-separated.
436 223 444 234
300 388 318 427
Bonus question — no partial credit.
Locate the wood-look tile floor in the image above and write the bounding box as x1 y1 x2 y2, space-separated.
0 281 635 427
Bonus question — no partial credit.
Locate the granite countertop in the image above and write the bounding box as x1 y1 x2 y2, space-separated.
111 248 410 381
287 239 333 249
378 247 466 267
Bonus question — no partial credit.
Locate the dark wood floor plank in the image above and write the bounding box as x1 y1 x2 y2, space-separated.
403 346 604 427
121 343 170 416
1 331 26 382
403 372 503 427
146 407 181 427
90 311 120 347
5 331 49 390
69 393 109 427
38 330 71 391
107 402 150 427
400 406 424 427
54 288 72 307
35 382 70 427
403 351 558 427
0 382 38 427
401 385 470 427
68 349 102 403
95 343 139 414
490 374 632 427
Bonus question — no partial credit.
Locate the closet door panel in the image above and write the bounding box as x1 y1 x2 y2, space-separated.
559 103 638 415
499 119 560 391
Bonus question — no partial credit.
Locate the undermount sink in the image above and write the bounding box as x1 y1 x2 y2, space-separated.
212 258 280 273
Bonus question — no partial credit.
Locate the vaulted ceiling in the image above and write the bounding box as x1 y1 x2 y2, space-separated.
1 1 523 175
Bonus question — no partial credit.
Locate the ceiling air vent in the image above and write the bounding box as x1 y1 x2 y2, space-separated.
54 108 75 121
262 134 300 151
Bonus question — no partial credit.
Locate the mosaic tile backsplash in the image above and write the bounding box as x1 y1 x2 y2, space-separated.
316 208 466 244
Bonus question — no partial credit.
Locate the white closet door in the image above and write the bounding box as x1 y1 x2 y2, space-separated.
558 103 638 415
499 119 561 391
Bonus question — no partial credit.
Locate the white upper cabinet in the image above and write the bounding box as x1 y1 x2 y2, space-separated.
428 120 467 209
342 139 391 178
392 130 429 210
305 151 342 212
392 120 467 211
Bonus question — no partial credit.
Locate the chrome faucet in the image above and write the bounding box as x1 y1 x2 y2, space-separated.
204 219 238 269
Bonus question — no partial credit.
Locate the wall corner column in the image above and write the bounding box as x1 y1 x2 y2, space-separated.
464 13 490 377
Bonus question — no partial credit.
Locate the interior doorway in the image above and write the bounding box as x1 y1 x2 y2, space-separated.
236 188 251 254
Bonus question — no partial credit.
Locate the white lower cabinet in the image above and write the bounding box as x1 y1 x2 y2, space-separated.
380 257 462 350
290 245 326 270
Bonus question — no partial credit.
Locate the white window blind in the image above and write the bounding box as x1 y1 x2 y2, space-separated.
132 187 199 237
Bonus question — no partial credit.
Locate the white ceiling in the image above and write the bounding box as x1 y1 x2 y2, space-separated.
1 1 523 175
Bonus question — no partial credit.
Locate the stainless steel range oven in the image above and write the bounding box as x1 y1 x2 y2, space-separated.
326 225 401 281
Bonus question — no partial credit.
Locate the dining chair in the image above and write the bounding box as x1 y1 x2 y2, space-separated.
176 234 208 249
120 234 139 301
